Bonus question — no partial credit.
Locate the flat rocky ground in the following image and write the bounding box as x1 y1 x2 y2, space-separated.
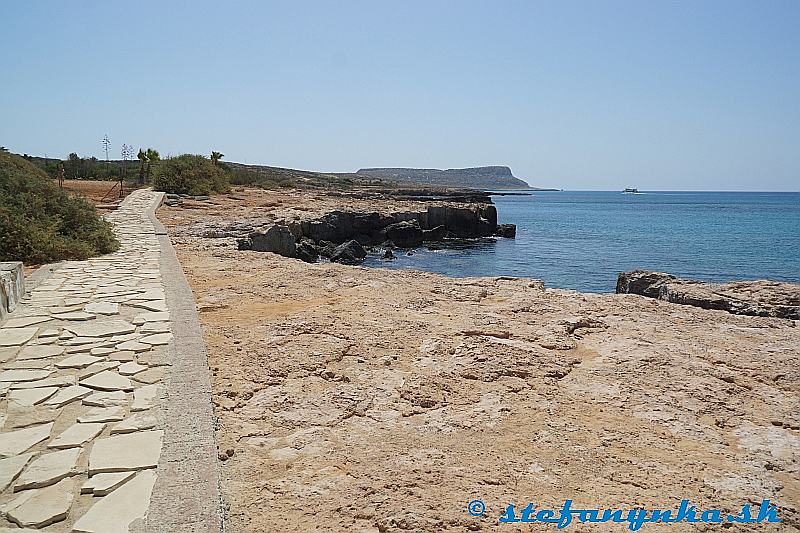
159 189 799 533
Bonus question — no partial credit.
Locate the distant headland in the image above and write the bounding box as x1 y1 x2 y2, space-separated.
355 166 558 190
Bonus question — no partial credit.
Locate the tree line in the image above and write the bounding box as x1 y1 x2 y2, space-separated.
19 149 224 183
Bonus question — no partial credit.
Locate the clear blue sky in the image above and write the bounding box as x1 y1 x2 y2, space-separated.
2 1 798 190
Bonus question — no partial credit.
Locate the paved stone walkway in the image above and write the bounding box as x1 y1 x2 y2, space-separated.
0 190 217 532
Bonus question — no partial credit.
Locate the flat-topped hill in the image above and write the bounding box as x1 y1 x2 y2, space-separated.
355 166 543 189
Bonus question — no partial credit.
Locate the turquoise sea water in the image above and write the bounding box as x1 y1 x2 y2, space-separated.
364 191 800 293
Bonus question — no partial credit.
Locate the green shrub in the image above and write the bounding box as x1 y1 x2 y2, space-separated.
0 152 119 264
152 154 230 195
227 166 295 189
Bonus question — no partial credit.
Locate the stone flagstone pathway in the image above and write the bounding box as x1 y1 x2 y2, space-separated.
0 190 216 532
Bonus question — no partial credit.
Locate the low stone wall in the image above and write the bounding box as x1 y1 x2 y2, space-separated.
0 261 24 320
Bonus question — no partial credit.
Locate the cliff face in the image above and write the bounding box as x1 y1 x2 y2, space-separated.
356 166 531 189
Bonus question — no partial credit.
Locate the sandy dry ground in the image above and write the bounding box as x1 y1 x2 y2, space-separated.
61 179 134 204
159 190 799 533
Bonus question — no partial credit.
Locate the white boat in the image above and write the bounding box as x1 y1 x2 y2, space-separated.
622 188 639 194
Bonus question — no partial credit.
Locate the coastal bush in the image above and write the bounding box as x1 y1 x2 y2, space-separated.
226 164 358 190
227 165 296 189
0 151 119 264
152 154 230 195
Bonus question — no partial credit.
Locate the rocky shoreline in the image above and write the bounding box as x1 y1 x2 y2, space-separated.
237 203 515 264
156 187 800 532
162 185 517 266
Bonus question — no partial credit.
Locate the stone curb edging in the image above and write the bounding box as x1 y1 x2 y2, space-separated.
0 261 25 320
0 262 54 326
24 262 58 292
143 192 223 532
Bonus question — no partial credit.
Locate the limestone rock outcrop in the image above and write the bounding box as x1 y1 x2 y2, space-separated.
294 239 319 264
240 225 296 257
329 240 367 265
237 203 515 263
617 270 800 319
385 221 423 248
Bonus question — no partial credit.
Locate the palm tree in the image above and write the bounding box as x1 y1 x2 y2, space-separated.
210 151 224 166
137 149 147 184
145 149 160 182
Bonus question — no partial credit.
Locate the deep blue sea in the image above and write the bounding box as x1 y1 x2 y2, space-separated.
364 191 800 293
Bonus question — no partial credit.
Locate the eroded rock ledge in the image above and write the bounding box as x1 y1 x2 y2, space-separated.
237 204 516 264
617 270 800 320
